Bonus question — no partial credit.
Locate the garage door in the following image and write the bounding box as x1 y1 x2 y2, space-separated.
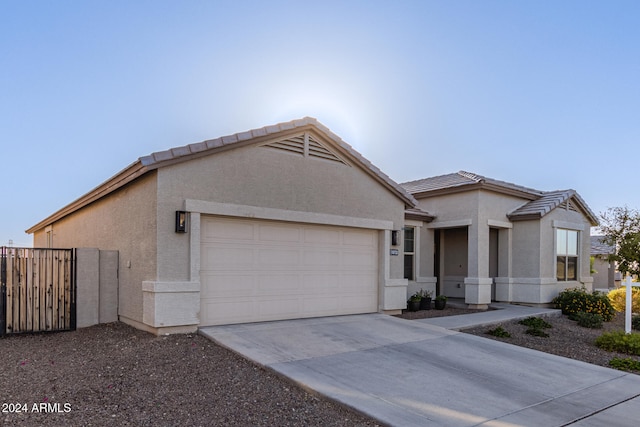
200 216 379 326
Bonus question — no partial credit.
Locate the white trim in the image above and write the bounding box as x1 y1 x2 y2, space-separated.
552 220 587 231
404 219 424 227
427 219 473 229
487 219 512 229
185 199 394 230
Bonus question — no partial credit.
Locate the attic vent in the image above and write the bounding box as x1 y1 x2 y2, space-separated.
561 200 578 212
263 133 347 165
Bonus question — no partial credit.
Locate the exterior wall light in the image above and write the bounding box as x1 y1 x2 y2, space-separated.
175 211 188 233
391 230 399 246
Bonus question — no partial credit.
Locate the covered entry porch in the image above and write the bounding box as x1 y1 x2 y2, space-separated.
429 220 513 309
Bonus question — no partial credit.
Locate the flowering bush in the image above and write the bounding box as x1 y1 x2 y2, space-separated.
552 287 615 322
608 287 640 313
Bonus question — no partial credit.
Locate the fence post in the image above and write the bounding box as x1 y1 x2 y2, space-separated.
1 247 6 336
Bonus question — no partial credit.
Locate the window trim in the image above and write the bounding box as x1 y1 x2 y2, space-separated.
556 228 579 281
403 226 415 280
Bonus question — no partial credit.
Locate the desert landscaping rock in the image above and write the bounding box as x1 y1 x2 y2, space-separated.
1 323 380 427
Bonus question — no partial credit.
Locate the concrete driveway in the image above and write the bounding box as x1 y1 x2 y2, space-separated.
200 313 640 427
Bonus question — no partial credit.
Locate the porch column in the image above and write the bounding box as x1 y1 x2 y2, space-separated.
465 221 492 308
494 223 513 302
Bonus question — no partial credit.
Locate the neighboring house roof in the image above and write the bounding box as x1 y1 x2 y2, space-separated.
591 235 615 256
401 171 599 226
27 117 419 234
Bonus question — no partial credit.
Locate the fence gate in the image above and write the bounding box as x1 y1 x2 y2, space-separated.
1 247 76 336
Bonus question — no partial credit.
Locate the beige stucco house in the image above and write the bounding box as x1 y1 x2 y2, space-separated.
27 117 431 334
400 171 598 308
27 119 599 334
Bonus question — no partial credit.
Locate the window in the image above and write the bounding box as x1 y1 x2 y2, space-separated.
556 229 578 281
404 227 415 280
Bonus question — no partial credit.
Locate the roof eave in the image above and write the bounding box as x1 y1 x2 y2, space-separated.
26 161 149 234
412 182 539 201
405 210 436 222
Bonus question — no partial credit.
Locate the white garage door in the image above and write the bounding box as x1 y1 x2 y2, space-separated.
200 216 379 326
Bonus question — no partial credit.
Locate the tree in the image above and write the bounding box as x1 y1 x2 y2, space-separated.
599 206 640 277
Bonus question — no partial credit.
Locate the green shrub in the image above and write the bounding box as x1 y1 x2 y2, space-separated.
552 287 616 322
518 317 552 329
609 357 640 372
487 326 511 338
633 315 640 331
608 287 640 313
573 312 603 329
595 331 640 355
525 328 549 338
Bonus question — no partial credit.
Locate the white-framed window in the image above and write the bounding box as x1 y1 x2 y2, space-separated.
404 227 415 280
556 228 578 281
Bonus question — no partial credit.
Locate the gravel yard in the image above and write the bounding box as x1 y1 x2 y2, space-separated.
1 323 380 427
398 306 640 373
2 308 637 426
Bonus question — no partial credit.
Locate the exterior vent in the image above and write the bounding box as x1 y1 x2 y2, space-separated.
263 133 348 165
265 134 305 155
561 200 578 212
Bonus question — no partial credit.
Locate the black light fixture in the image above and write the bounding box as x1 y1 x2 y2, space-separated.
391 230 399 246
175 211 188 233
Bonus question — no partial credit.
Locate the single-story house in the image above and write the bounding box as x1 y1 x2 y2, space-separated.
27 119 598 333
27 117 431 334
400 171 598 307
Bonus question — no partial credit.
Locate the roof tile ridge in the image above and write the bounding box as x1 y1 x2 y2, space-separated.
399 171 459 186
457 170 484 183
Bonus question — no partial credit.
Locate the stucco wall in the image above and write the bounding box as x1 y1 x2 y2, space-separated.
32 173 158 324
154 138 407 284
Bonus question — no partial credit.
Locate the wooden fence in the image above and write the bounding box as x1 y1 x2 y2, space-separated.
1 247 76 336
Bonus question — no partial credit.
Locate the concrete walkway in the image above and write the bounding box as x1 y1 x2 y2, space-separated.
418 302 562 330
200 307 640 427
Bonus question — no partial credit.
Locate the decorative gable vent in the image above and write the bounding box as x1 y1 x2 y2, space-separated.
263 133 348 165
560 200 578 212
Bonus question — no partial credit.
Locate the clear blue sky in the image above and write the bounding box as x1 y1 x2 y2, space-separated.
2 0 638 246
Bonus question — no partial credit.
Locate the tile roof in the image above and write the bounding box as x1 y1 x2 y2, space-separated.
401 171 598 226
591 235 615 256
401 171 543 197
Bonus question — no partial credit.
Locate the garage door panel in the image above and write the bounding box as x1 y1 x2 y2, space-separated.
301 296 340 314
301 274 340 290
202 246 256 269
200 217 378 326
258 248 300 265
203 218 256 241
340 274 378 290
259 224 301 243
343 229 377 247
258 274 301 292
341 250 377 267
303 249 341 266
259 297 301 317
200 273 256 297
304 228 341 245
